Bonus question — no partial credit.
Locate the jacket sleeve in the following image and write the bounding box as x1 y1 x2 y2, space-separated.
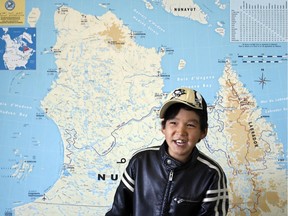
105 161 135 216
197 168 229 216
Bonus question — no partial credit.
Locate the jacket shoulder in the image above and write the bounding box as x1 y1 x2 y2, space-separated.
132 145 161 158
127 145 161 166
197 151 226 173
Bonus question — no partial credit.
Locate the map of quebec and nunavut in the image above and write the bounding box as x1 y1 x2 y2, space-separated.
0 0 287 215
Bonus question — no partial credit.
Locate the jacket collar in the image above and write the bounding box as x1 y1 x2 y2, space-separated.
160 141 199 170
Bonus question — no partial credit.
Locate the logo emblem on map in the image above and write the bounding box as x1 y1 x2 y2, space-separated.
5 0 15 11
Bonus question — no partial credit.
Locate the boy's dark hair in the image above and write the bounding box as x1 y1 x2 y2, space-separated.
161 103 208 132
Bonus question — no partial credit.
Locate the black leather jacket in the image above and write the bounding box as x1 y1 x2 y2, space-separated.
106 142 229 216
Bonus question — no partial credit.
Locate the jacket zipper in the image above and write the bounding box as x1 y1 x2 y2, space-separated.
169 170 174 181
174 198 199 204
161 170 174 215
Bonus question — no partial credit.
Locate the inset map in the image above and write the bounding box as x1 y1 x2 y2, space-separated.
0 27 36 70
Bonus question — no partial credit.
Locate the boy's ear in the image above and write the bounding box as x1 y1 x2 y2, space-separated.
200 128 208 139
161 120 166 133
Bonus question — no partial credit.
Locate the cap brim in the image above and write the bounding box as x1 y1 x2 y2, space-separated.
159 99 196 119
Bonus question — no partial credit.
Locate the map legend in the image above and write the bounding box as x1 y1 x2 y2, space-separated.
230 0 288 42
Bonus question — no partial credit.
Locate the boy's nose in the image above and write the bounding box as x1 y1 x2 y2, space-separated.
176 125 186 135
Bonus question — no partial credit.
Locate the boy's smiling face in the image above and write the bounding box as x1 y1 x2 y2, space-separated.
162 108 207 163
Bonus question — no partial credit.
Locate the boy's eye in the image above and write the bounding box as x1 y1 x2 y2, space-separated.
187 123 196 127
168 120 177 125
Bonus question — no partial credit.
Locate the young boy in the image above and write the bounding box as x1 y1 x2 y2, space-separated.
106 87 229 216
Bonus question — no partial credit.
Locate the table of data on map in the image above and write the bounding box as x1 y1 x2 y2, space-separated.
230 0 288 42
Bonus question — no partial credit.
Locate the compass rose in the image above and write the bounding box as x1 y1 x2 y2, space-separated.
255 72 270 89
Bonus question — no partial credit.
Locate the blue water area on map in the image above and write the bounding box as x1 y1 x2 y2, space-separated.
0 58 63 215
0 2 61 214
0 39 5 69
0 108 63 213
